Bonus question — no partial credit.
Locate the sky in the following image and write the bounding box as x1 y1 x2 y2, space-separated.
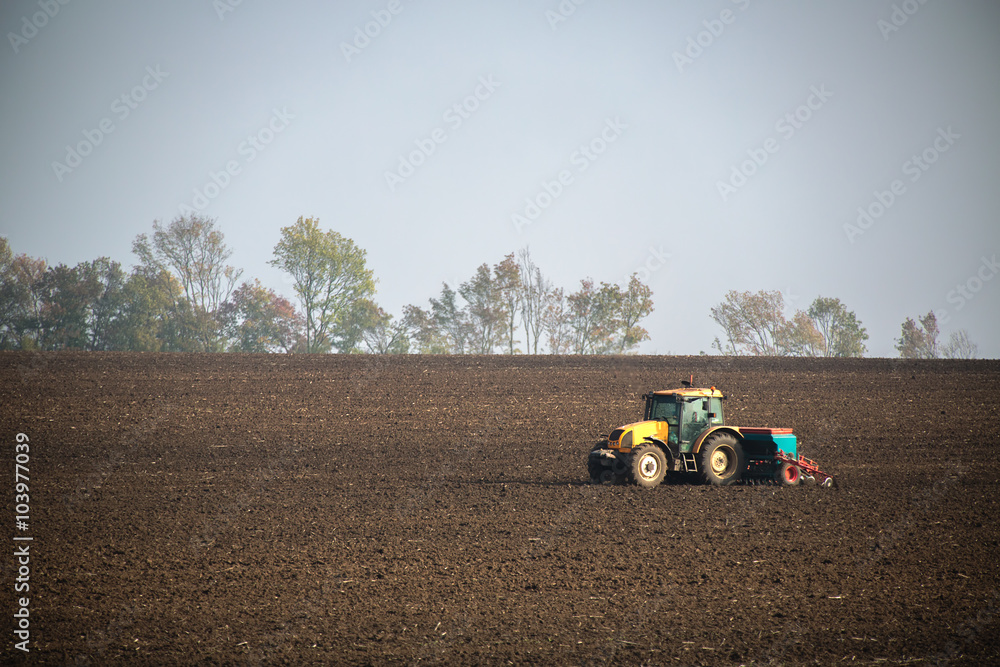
2 0 998 357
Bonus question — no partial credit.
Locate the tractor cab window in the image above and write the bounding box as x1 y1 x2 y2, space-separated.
708 397 723 424
679 398 710 444
645 395 680 426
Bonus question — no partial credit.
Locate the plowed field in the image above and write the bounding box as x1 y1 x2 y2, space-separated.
2 352 999 665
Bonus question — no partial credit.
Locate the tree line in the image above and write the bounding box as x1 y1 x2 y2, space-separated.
0 215 654 355
0 217 980 358
710 289 978 359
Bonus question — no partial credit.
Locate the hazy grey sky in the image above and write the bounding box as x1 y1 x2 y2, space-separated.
2 0 998 356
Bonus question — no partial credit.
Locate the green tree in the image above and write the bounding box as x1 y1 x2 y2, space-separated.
401 303 450 354
269 217 375 353
895 311 939 359
460 263 503 354
114 267 183 351
84 258 130 351
617 274 654 353
807 296 868 357
37 263 101 350
494 253 521 354
429 283 470 353
567 279 621 354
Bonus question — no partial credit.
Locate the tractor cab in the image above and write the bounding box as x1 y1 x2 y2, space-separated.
643 388 724 452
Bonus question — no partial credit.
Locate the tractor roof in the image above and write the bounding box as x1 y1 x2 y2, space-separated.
650 387 725 399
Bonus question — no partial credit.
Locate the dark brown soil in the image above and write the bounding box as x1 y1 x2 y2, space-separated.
2 352 999 665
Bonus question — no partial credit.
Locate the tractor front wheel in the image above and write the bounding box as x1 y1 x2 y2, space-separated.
630 444 667 489
588 441 609 483
699 433 745 486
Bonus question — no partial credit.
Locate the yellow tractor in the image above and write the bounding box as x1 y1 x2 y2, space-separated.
588 380 832 489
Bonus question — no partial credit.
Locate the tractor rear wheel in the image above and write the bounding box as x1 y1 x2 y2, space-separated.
630 444 667 489
699 433 745 486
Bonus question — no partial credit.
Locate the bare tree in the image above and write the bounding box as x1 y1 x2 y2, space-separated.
940 329 978 359
517 247 549 354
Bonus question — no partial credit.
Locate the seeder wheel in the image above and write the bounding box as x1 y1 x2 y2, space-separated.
776 461 801 486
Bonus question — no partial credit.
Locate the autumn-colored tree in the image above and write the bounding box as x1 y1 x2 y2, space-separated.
0 239 44 349
711 290 787 355
541 286 572 354
0 238 15 348
0 248 47 349
133 215 242 351
712 291 869 357
270 217 375 353
780 310 825 357
896 311 939 358
219 279 304 353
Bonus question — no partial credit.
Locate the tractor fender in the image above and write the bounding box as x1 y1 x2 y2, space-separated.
692 426 743 454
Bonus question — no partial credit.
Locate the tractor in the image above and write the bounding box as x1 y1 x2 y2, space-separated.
588 380 833 489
